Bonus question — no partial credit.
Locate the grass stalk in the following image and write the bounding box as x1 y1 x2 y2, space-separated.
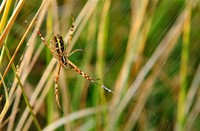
124 1 158 129
0 0 49 88
176 2 191 131
0 0 7 14
0 73 9 122
96 0 111 129
96 0 110 80
46 2 54 124
109 0 149 129
3 44 41 130
0 0 12 70
23 73 54 130
185 64 200 130
0 0 12 33
0 0 25 48
110 7 186 129
43 106 109 131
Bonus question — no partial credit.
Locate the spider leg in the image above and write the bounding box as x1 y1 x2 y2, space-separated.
68 49 83 57
50 47 60 59
66 59 116 94
51 53 59 59
36 27 51 50
66 14 75 54
55 63 62 109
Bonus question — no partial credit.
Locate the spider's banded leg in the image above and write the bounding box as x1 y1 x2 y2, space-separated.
68 49 83 57
66 59 116 94
55 63 62 109
35 28 51 50
66 14 75 54
49 47 60 59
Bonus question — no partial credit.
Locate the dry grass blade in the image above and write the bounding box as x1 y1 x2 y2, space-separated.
110 8 187 128
0 0 26 48
112 0 149 103
0 0 7 14
23 73 54 130
15 59 56 130
0 73 9 123
175 2 191 130
43 106 108 131
185 64 200 114
0 0 12 33
0 0 50 88
185 75 200 130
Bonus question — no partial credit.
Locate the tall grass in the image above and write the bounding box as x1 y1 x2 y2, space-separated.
0 0 200 130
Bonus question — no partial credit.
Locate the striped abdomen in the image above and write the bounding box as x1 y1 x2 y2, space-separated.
51 34 65 56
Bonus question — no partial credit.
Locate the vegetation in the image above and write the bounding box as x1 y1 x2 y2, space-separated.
0 0 200 130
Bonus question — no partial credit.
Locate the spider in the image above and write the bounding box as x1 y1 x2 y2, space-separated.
36 14 115 109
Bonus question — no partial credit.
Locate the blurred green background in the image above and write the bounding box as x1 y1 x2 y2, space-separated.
0 0 200 130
